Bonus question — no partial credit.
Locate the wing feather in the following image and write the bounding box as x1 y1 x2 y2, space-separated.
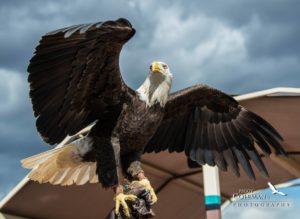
145 84 286 180
28 18 135 144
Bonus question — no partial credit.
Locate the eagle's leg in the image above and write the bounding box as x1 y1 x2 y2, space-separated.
122 153 158 204
94 136 136 217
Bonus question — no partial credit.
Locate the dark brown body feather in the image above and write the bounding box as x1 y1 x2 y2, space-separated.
86 88 164 184
116 90 164 155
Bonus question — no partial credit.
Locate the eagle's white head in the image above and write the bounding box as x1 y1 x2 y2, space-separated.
137 61 173 108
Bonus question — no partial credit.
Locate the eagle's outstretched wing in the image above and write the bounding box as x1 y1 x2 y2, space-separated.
144 84 286 180
28 18 135 144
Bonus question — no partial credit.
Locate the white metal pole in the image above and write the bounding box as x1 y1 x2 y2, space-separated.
203 165 221 219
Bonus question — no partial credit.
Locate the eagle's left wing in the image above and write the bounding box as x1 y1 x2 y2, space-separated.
28 18 135 145
144 84 286 180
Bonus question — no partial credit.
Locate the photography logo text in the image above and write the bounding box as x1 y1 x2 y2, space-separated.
231 183 292 208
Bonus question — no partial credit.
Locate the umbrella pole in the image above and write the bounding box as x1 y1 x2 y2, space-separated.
203 165 221 219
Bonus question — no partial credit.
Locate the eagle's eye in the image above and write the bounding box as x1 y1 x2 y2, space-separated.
149 65 152 70
162 64 168 69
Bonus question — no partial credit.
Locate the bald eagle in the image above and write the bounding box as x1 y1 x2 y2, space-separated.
22 18 286 217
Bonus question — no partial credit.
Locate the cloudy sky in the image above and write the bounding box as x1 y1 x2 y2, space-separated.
0 0 300 217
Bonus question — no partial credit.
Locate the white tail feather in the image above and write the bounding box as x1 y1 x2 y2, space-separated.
77 165 90 185
21 144 98 185
52 168 70 185
89 164 98 183
62 167 78 186
21 148 62 169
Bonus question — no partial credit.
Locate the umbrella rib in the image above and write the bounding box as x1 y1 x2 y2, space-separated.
142 160 231 199
155 170 202 194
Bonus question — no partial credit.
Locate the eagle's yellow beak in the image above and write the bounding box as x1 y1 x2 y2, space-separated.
151 61 162 73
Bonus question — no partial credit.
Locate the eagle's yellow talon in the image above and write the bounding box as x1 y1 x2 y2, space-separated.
138 178 158 204
114 192 137 217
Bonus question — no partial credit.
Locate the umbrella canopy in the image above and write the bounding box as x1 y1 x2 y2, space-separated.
1 88 300 219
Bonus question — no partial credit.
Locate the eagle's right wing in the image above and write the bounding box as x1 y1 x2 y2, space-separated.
145 84 286 180
28 18 135 144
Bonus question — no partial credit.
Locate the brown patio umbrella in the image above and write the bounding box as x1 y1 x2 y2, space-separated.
1 88 300 219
